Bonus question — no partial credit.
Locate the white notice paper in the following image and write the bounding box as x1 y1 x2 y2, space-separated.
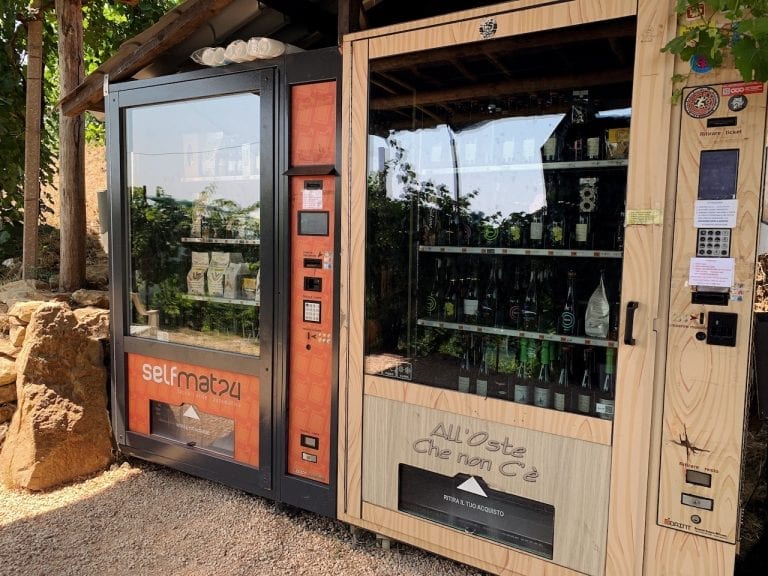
694 199 738 228
689 257 735 288
302 189 323 210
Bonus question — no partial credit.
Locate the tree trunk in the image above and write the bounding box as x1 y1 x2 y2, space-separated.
56 0 86 291
22 1 44 280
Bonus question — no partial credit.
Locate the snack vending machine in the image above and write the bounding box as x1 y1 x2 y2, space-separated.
338 1 765 574
107 48 340 516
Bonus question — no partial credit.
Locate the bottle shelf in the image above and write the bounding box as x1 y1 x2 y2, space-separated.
419 158 628 176
416 318 618 348
182 294 260 307
418 245 622 258
181 237 261 245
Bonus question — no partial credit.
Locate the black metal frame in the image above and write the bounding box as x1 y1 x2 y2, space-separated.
106 47 341 515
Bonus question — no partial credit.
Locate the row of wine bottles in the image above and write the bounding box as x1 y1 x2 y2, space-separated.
420 180 625 251
455 335 615 419
422 256 620 339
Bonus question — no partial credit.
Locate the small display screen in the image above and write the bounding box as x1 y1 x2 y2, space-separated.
299 211 329 236
686 469 712 487
698 149 739 200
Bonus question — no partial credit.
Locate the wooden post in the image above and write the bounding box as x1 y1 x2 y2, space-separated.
22 0 44 280
56 0 86 291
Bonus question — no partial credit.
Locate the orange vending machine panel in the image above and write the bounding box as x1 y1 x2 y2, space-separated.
284 79 339 496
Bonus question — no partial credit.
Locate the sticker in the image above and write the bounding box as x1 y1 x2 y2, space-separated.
626 209 663 225
730 283 745 302
728 94 748 111
478 17 497 39
302 188 323 210
689 257 735 288
690 54 712 74
684 86 719 119
694 199 738 228
722 81 764 96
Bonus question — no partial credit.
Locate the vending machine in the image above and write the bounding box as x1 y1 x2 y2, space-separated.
337 1 765 574
106 47 341 516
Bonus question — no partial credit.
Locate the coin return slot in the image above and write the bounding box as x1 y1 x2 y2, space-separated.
681 493 714 511
301 452 318 463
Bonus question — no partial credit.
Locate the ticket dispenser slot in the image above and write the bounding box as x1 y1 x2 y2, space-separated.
658 82 767 544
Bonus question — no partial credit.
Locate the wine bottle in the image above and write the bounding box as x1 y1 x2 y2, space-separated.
480 262 499 326
424 258 442 319
577 347 594 414
560 269 577 335
554 344 573 411
575 212 590 247
522 268 539 331
529 211 544 248
507 266 523 329
537 265 557 334
458 335 472 393
533 341 553 409
443 276 458 322
548 211 565 249
505 213 525 248
595 347 616 419
513 338 532 404
494 338 511 399
462 268 479 324
476 338 489 397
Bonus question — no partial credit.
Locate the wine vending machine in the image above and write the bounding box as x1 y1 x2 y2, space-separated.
107 48 341 516
337 1 766 575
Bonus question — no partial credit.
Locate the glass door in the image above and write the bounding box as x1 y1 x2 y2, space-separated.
364 18 635 421
110 68 275 494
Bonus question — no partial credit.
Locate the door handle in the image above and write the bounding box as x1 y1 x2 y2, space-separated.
624 301 639 345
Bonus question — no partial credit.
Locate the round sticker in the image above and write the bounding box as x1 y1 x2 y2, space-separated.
684 86 720 119
690 54 712 74
728 94 748 111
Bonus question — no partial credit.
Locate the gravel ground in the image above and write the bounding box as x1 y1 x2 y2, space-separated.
0 459 486 576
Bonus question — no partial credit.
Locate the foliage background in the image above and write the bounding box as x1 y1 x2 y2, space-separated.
0 0 182 260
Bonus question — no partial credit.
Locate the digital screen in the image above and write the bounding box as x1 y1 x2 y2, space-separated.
698 149 739 200
298 211 329 236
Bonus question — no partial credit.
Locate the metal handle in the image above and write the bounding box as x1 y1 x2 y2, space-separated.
624 301 639 345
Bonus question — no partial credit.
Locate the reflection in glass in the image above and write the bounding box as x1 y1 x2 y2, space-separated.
363 23 635 419
125 93 261 355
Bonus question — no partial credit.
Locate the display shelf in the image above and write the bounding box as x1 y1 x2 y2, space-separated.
181 237 261 245
419 158 629 176
416 318 618 348
182 294 260 307
418 245 622 258
181 174 260 183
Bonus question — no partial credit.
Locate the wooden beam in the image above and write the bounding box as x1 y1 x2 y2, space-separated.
60 0 239 116
338 0 363 43
258 0 338 38
370 67 634 110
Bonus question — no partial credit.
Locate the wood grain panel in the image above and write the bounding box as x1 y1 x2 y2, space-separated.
657 76 766 544
344 0 573 42
363 396 612 575
367 0 637 60
338 37 370 520
604 2 677 574
365 375 612 445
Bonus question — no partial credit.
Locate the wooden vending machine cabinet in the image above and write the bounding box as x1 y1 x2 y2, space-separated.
337 1 760 575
